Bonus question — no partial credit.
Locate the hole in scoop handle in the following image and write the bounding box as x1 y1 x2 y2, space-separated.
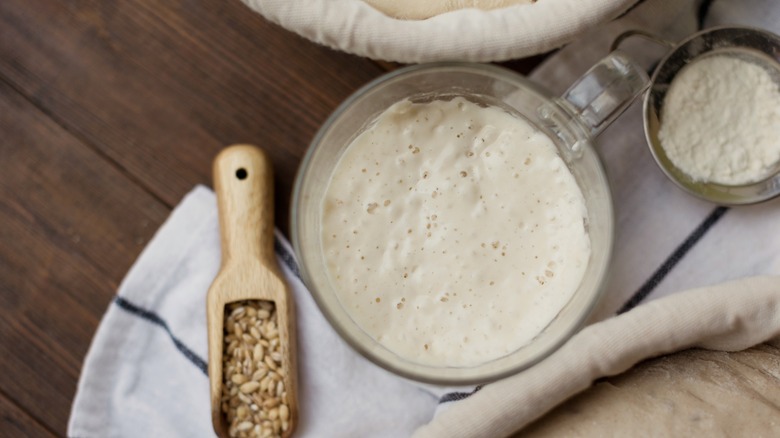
562 50 650 136
213 144 275 267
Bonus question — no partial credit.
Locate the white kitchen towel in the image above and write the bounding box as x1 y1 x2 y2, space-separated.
69 0 780 437
68 186 438 437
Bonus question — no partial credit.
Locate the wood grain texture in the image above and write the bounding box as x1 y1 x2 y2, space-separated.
0 79 168 432
213 146 277 271
208 145 298 437
375 53 550 76
0 0 387 235
520 344 780 437
0 390 57 438
0 0 549 433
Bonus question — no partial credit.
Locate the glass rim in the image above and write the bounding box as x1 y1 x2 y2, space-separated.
291 62 613 385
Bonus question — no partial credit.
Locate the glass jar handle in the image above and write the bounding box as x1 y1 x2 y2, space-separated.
561 50 650 136
561 30 675 137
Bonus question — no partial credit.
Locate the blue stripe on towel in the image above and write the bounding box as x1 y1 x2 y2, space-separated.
439 386 483 404
618 206 729 313
111 242 300 376
114 296 209 375
274 236 300 279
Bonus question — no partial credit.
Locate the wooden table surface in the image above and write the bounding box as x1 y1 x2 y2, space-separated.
0 1 544 435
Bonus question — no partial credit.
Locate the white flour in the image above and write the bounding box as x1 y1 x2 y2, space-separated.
658 55 780 185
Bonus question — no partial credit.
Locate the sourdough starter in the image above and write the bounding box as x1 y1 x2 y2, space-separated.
321 97 591 367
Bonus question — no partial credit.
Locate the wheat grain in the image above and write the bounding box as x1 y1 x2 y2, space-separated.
221 301 290 438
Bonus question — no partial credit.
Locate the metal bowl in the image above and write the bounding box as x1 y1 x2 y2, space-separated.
644 26 780 205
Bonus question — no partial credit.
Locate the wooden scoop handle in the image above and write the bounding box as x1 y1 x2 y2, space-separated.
213 144 275 268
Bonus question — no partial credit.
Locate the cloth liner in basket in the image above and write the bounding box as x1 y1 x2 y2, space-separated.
240 0 639 63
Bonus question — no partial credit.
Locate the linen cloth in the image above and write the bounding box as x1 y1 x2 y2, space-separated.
69 0 780 437
240 0 638 63
360 0 536 21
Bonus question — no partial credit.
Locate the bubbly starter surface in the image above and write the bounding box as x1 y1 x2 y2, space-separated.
321 97 591 367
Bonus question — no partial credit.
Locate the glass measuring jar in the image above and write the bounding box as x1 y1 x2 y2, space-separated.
291 54 651 384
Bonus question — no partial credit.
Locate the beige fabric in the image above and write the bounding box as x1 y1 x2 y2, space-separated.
413 276 780 438
361 0 534 20
521 344 780 437
240 0 638 63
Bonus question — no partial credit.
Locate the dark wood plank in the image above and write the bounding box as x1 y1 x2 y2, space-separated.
0 78 169 433
375 53 550 76
499 53 551 76
0 0 386 235
0 390 56 438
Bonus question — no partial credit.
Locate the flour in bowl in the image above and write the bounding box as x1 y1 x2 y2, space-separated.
658 54 780 185
320 96 590 367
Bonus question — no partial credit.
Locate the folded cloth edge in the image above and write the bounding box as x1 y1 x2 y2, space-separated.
240 0 639 63
413 275 780 438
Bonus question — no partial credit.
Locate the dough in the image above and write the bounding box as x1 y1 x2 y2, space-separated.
362 0 536 20
519 344 780 437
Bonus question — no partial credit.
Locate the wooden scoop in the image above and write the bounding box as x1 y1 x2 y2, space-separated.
207 144 298 437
